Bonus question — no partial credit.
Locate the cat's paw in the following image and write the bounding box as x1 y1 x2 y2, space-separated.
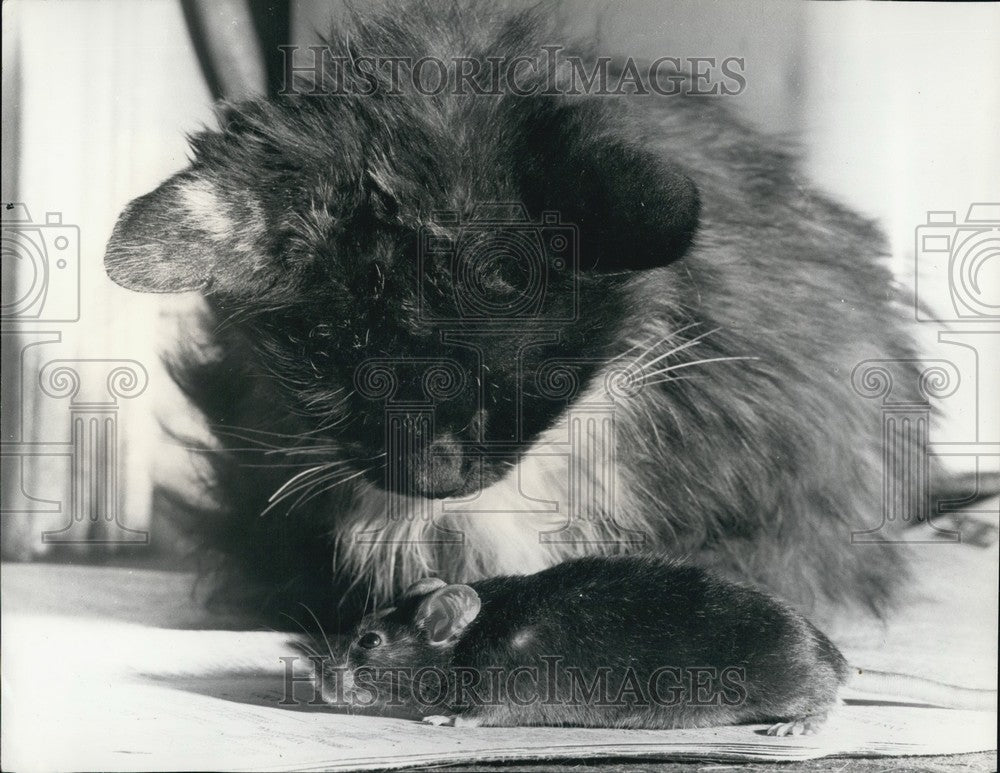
766 715 825 737
422 715 454 726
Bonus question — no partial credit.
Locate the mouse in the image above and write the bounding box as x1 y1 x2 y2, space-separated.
310 555 996 733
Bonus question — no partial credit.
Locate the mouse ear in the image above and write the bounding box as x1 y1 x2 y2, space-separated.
414 585 481 646
401 577 447 600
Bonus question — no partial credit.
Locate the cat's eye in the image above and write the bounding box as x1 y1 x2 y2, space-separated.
358 632 382 649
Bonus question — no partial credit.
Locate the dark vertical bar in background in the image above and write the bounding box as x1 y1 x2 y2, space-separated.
0 14 24 557
248 0 292 97
1 14 20 201
180 0 291 101
179 0 226 101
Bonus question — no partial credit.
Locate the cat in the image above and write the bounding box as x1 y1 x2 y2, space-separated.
103 2 988 629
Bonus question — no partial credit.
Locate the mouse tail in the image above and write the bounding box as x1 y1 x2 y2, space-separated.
847 668 998 711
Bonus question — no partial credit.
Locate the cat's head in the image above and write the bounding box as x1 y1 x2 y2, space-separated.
104 33 699 499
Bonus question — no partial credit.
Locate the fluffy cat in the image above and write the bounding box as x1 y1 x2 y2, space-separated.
104 2 983 628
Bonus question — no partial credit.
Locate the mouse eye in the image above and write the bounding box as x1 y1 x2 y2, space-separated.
358 632 382 649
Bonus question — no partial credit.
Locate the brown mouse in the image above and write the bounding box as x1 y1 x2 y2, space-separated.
312 555 995 733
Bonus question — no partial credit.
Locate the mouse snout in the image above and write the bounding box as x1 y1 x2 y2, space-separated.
316 659 355 705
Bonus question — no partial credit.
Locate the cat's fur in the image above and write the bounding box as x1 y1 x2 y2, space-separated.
106 2 951 628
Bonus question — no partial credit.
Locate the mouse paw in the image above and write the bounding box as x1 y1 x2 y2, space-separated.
766 715 824 737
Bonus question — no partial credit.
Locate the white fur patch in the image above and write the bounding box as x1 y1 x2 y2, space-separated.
334 372 649 609
179 179 234 240
178 178 266 260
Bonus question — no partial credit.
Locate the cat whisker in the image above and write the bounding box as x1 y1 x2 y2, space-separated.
324 467 370 491
284 468 359 512
361 571 375 621
281 470 362 510
267 461 347 506
624 322 703 368
298 602 338 664
278 612 317 643
283 466 373 515
210 422 341 441
276 447 340 457
635 326 721 372
640 355 760 381
241 460 345 469
605 338 650 365
211 428 307 453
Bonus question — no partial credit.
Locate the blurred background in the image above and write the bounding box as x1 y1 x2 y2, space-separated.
2 0 998 564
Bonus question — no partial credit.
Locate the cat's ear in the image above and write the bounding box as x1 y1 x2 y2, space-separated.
104 171 270 294
516 101 700 273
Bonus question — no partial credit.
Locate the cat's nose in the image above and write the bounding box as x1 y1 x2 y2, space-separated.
410 434 466 498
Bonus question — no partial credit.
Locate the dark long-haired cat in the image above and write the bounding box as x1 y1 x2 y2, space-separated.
104 2 986 628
